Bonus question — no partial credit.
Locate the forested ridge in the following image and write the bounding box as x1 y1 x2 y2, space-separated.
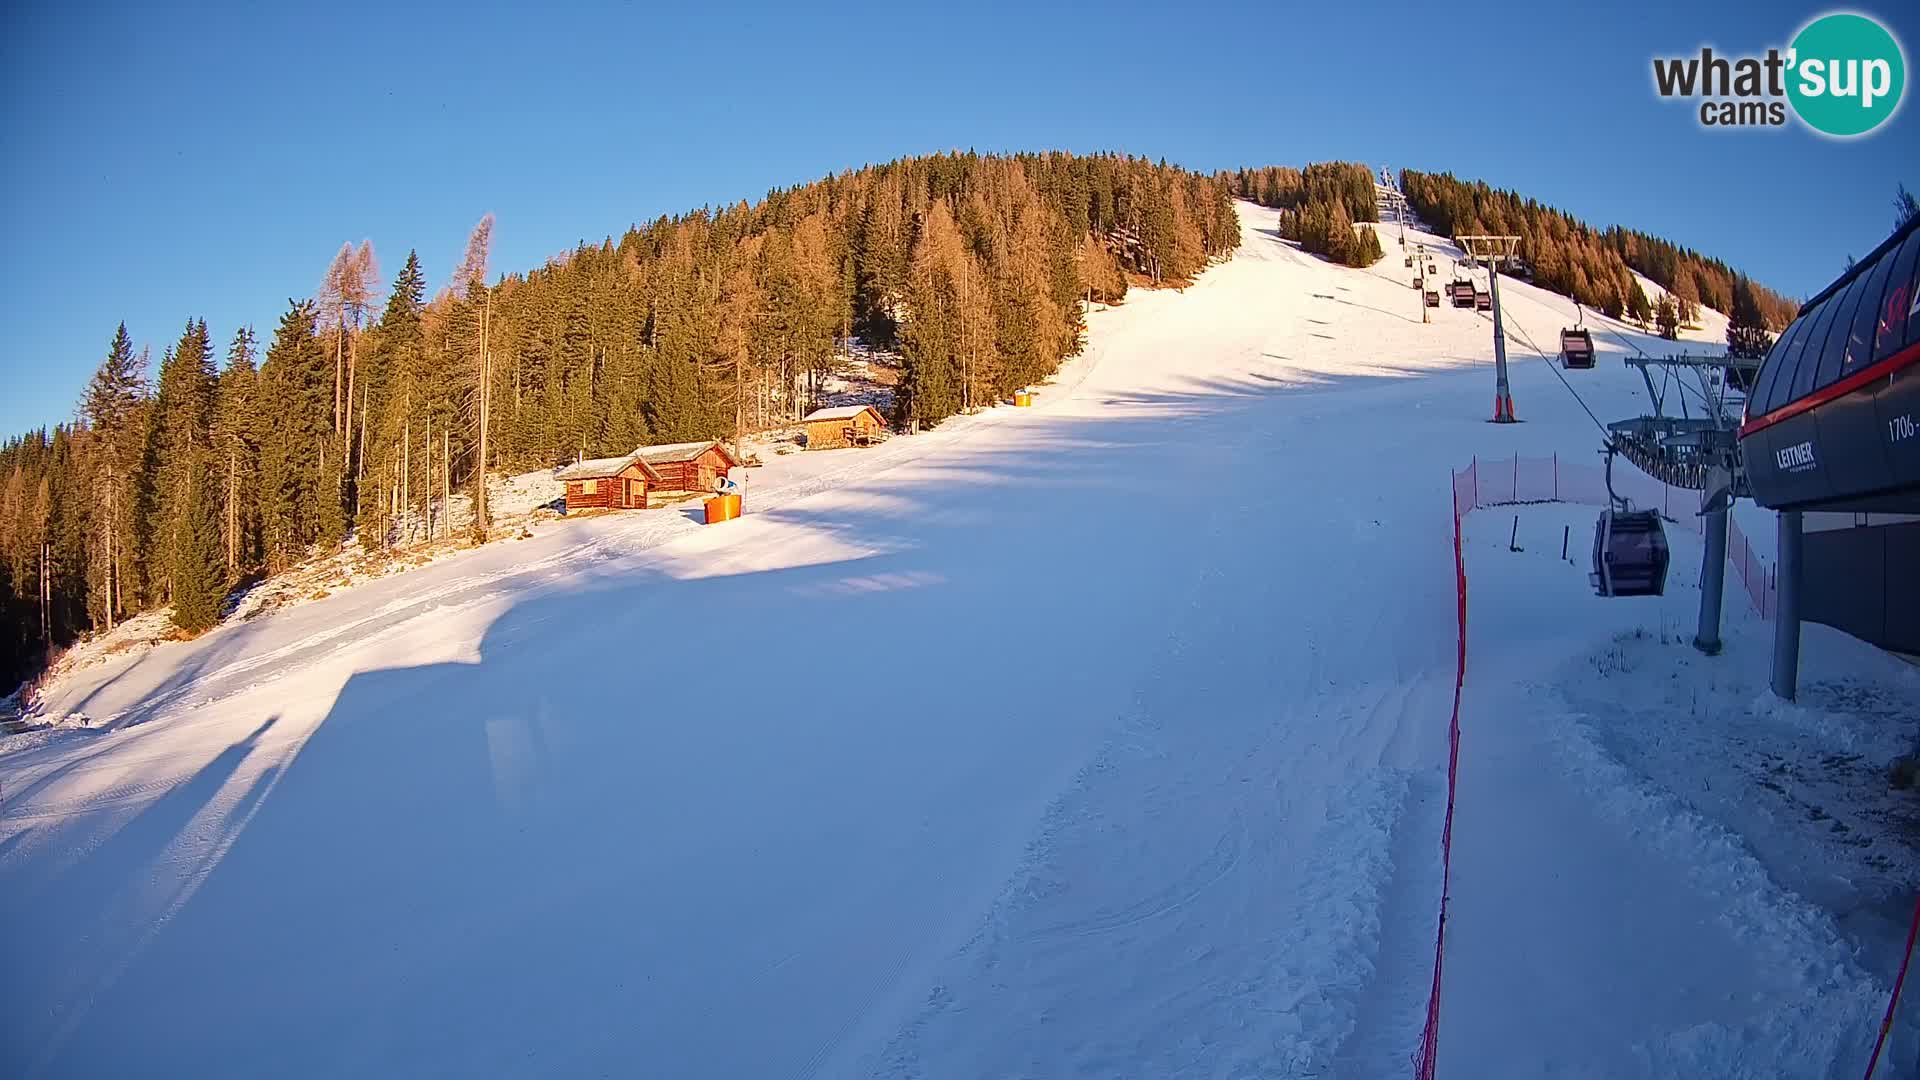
1399 169 1797 334
1225 163 1386 267
0 151 1239 690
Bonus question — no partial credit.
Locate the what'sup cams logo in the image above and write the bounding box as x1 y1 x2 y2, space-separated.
1652 11 1906 136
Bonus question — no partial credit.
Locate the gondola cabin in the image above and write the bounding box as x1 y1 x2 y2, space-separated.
801 404 889 449
1561 328 1596 369
1474 290 1492 312
637 440 742 494
1424 288 1441 308
1451 281 1476 307
1590 509 1670 597
556 450 661 512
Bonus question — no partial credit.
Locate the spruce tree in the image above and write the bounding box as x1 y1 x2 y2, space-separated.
169 459 225 634
149 319 215 601
1671 271 1702 327
258 300 333 569
1347 223 1384 268
214 327 260 573
1655 295 1680 340
1726 275 1775 359
1627 282 1653 327
81 325 148 629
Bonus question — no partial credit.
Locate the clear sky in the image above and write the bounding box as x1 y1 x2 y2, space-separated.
1 0 1913 435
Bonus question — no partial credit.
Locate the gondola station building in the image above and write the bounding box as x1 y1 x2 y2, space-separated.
1739 214 1920 658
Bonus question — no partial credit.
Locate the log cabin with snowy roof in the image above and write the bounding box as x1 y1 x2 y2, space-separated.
636 440 741 494
555 450 661 513
801 405 889 449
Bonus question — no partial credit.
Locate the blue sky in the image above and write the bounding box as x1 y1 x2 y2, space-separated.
1 0 1913 435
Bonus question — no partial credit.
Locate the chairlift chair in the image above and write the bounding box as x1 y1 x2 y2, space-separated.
1588 448 1671 597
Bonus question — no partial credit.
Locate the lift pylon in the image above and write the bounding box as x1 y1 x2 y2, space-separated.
1456 234 1522 422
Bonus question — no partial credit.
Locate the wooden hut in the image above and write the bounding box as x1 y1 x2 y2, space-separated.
637 440 741 493
800 405 889 450
556 450 661 512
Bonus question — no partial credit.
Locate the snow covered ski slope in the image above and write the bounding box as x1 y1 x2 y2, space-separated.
2 202 1895 1078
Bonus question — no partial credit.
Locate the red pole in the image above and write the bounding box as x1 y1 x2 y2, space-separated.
1863 893 1920 1079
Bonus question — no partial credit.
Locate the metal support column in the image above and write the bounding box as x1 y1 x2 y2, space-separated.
1694 506 1727 655
1489 259 1515 422
1771 510 1803 700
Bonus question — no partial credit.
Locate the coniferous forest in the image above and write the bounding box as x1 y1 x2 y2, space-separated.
1224 163 1386 267
1398 170 1798 331
0 151 1802 695
0 151 1239 690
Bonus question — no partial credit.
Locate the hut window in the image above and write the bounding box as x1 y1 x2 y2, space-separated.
583 478 598 495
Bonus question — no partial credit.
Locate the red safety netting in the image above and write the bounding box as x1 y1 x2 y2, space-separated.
1450 455 1773 618
1414 487 1470 1080
1418 458 1779 1078
1727 516 1778 621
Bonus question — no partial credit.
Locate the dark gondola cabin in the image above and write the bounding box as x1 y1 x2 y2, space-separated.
1451 281 1475 307
1561 328 1595 369
1424 288 1441 308
1590 509 1670 597
1474 290 1492 312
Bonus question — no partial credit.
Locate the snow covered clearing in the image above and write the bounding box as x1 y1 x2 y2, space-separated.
2 201 1912 1078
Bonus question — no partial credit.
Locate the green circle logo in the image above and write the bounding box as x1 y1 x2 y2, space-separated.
1787 13 1906 136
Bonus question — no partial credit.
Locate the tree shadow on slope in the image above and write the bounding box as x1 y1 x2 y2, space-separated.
15 367 1460 1076
0 714 282 1074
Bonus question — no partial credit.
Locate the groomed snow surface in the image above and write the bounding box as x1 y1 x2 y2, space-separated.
3 202 1917 1078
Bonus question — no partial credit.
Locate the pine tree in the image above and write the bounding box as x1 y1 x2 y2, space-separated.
149 319 215 602
1655 294 1680 340
1627 281 1653 327
213 327 260 574
1347 223 1384 267
258 300 334 568
81 325 147 629
1726 275 1776 359
355 252 428 549
898 200 965 425
1671 271 1702 327
169 458 225 634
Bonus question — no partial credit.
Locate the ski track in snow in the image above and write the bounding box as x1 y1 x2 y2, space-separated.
0 201 1895 1079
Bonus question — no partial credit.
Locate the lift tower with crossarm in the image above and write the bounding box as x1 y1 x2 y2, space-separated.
1456 234 1522 422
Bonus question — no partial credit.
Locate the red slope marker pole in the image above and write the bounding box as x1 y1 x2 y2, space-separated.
1864 892 1920 1079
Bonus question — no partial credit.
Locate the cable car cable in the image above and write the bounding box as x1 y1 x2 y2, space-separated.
1501 310 1614 443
